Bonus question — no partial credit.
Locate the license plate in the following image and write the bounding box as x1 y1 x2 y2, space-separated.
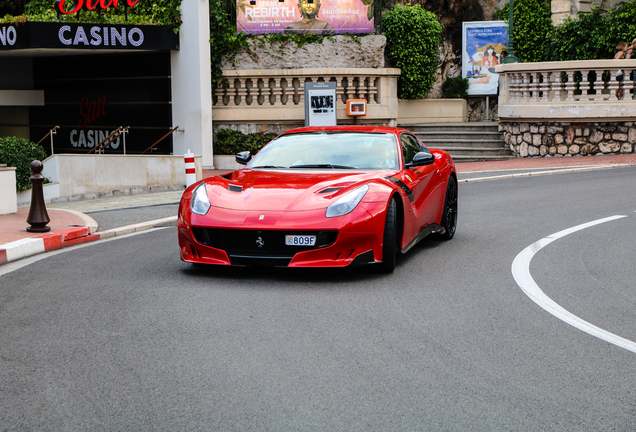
285 235 316 246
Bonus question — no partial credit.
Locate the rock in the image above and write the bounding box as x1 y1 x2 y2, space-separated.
520 142 529 157
555 134 565 144
566 129 575 145
540 145 548 156
532 134 542 145
621 142 633 153
599 141 621 153
523 132 532 143
612 132 628 141
221 35 386 70
580 144 598 155
589 130 604 143
558 144 568 154
528 145 540 156
629 128 636 143
569 144 580 154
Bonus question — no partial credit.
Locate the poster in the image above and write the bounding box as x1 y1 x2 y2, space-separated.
304 82 336 126
237 0 374 35
462 21 508 96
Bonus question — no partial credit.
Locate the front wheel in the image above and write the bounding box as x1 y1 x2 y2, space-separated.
439 176 458 240
378 198 398 273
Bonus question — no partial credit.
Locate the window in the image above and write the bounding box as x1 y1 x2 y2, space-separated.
400 133 427 165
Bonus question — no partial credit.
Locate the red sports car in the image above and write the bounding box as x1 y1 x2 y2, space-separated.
178 126 457 272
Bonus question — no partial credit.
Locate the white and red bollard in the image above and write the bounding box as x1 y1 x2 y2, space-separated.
184 150 196 187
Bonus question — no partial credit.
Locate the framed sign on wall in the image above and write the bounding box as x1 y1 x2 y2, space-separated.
462 21 508 97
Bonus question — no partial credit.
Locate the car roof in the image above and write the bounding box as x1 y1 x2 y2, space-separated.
279 125 410 136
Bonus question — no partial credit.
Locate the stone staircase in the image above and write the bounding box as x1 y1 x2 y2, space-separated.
402 122 513 162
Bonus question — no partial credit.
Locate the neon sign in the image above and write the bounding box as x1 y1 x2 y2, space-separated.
55 0 139 15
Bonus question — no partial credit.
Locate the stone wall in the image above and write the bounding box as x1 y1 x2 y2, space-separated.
501 121 636 157
221 35 386 70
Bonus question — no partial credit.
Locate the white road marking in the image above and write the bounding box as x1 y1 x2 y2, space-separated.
511 215 636 353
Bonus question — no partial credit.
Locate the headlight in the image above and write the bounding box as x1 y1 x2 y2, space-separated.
325 184 369 218
191 183 211 215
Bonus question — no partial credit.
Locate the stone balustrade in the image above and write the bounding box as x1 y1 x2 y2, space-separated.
212 68 400 125
496 60 636 119
495 60 636 157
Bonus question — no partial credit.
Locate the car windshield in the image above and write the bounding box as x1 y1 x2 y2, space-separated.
247 132 399 170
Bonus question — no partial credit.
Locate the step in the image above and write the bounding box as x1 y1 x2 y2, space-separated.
449 154 515 162
415 131 506 141
404 123 502 133
421 139 505 146
431 147 512 157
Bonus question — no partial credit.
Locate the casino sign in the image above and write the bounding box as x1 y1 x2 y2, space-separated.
0 22 178 51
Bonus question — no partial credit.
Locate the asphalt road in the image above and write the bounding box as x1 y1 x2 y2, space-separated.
2 167 636 431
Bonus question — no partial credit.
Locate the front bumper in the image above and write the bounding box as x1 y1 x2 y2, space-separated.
178 202 386 268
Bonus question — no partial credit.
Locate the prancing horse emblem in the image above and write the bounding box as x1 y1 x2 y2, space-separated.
256 237 264 248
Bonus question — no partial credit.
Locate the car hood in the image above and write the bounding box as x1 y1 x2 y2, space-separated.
205 169 390 211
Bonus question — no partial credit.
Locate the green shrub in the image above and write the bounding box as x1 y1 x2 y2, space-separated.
383 4 442 99
547 3 636 61
494 0 554 63
0 137 48 192
442 77 469 98
214 129 277 155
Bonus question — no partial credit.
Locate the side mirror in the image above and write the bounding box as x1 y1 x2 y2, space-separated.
235 151 252 165
405 152 434 168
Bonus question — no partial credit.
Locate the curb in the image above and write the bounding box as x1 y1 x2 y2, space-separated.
0 216 177 267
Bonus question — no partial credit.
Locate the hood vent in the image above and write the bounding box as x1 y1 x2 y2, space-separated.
318 187 343 194
228 184 243 192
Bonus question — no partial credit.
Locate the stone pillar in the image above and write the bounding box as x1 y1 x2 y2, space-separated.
551 0 572 25
170 0 214 169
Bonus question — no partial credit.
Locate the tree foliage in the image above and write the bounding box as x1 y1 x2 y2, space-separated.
383 4 442 99
1 0 182 27
494 0 553 63
547 2 636 60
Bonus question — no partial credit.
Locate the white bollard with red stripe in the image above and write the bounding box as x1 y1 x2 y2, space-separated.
184 150 196 187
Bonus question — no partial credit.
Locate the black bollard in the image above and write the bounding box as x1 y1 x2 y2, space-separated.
26 160 51 233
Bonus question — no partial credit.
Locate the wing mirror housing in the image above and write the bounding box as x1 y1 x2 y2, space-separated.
405 152 434 168
235 151 252 165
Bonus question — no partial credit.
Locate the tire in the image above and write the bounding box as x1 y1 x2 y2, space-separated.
439 175 458 240
378 198 398 273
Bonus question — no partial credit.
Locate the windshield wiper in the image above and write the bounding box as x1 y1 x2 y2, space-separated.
252 165 286 169
291 164 357 169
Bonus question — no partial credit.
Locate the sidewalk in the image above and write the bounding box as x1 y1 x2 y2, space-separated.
2 158 635 267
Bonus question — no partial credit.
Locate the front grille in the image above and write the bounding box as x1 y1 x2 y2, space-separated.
192 228 338 258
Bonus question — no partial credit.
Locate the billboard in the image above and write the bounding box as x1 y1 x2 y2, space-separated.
462 21 508 96
237 0 374 35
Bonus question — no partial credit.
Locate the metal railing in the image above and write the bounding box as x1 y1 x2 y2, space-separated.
87 126 129 155
37 126 59 155
140 126 179 155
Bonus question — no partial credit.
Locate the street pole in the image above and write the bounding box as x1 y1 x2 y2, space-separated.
502 0 519 64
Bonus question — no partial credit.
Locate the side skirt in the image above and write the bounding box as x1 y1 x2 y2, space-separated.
400 224 444 254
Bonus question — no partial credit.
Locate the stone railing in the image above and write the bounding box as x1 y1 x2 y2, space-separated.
495 60 636 157
212 68 400 124
496 60 636 120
